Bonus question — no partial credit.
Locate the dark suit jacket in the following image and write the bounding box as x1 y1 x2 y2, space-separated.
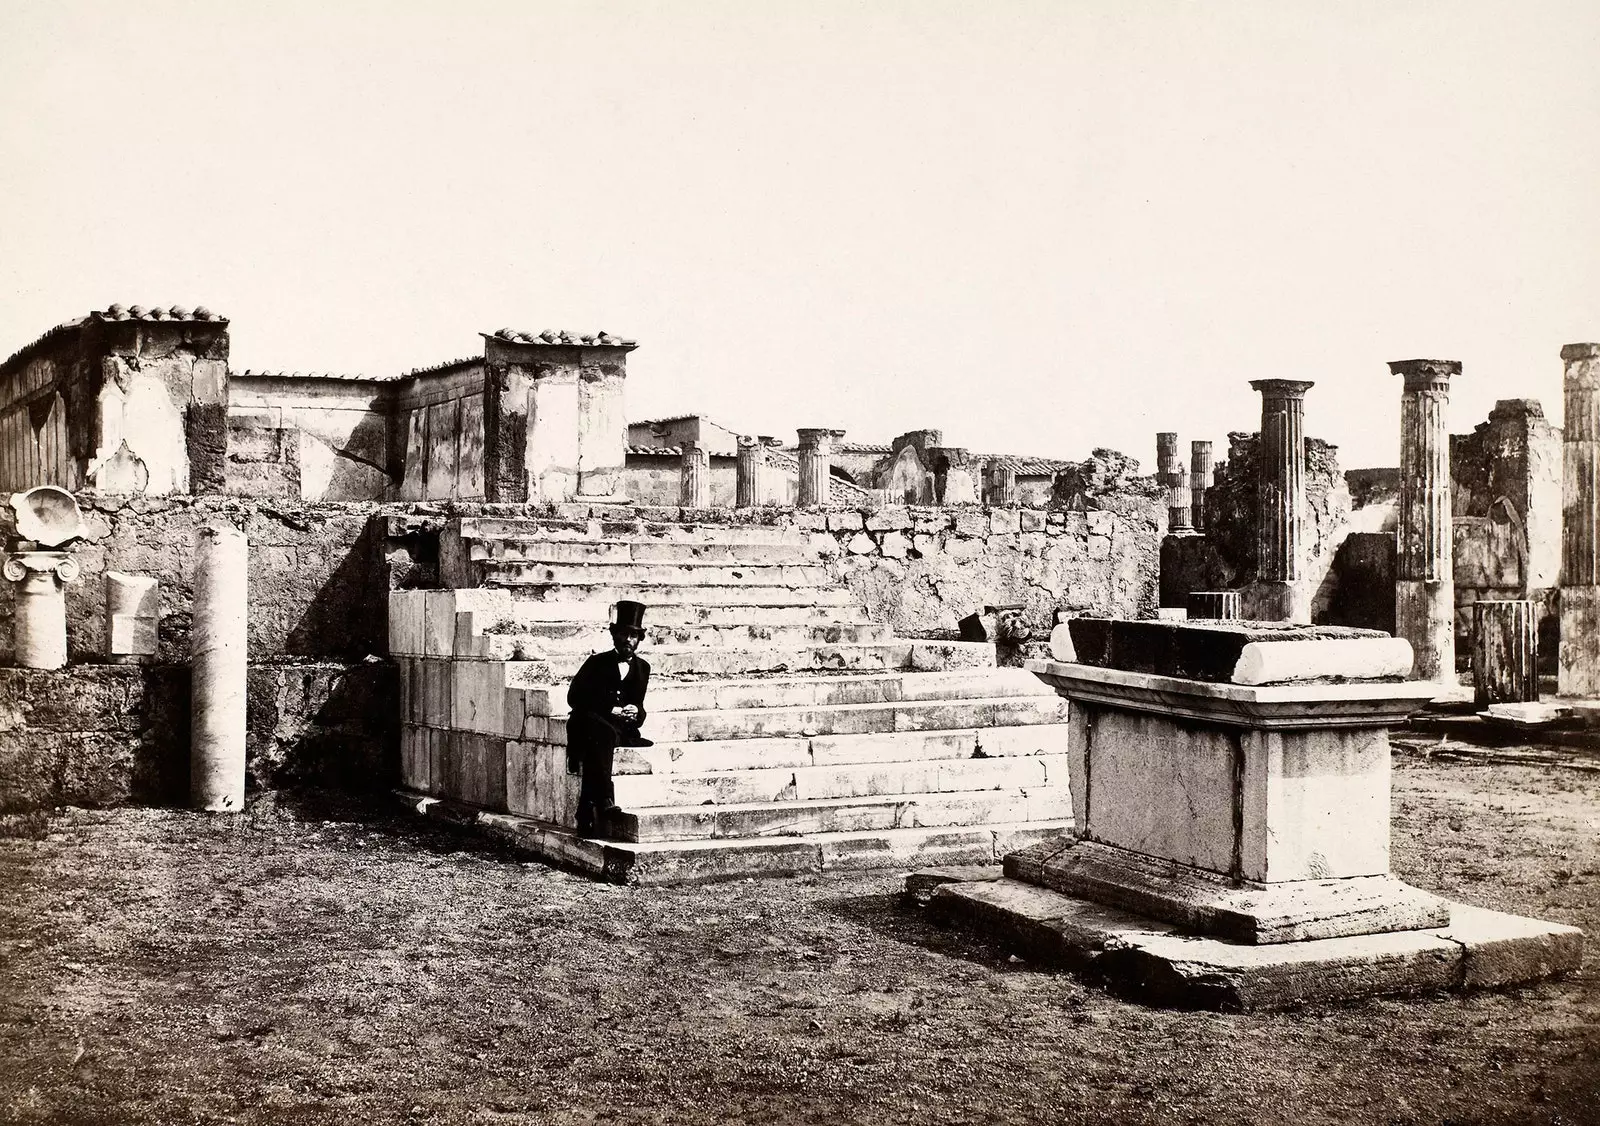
566 650 651 754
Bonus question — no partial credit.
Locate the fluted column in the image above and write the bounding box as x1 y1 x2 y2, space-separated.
796 428 842 508
1391 359 1458 683
735 436 763 507
679 441 709 507
1156 433 1191 531
1248 379 1314 622
984 461 1018 507
1190 440 1213 531
1560 342 1600 695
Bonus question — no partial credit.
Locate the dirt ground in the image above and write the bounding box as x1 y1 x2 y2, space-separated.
1 753 1597 1126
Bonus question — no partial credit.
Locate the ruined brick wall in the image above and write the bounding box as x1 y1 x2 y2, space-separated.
230 374 397 501
0 308 230 497
395 362 487 501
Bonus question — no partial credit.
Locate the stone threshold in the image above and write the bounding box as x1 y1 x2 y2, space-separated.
913 869 1584 1012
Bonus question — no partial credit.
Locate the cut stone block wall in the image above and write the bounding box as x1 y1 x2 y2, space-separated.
0 660 394 813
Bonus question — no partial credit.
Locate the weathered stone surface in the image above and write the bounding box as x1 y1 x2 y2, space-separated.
1472 598 1538 706
925 876 1583 1011
1011 838 1446 944
1066 617 1392 684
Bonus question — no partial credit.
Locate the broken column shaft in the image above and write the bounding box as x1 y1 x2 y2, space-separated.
735 436 764 508
796 428 842 508
1190 440 1213 531
679 442 709 507
1560 342 1600 695
3 552 78 669
191 524 248 812
1249 380 1314 622
1391 359 1458 683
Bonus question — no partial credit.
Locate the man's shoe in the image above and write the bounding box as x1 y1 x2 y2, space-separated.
622 734 654 748
594 804 625 840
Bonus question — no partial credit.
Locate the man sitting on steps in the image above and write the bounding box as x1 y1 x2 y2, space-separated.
566 600 653 839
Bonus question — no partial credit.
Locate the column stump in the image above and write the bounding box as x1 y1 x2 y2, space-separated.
1472 599 1539 707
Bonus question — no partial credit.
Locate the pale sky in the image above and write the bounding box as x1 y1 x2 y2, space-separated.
2 1 1596 469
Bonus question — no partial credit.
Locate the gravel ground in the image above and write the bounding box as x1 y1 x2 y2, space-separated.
0 754 1596 1126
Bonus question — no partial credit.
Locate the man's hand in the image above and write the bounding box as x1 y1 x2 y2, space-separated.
618 704 640 724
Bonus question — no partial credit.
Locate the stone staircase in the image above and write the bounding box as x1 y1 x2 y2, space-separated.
391 511 1072 883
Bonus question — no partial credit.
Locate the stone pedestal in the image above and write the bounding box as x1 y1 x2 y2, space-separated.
679 442 709 507
912 617 1584 1010
1392 359 1458 683
796 428 843 508
1190 440 1213 531
3 550 78 669
1472 599 1538 706
1248 380 1314 623
1560 342 1600 696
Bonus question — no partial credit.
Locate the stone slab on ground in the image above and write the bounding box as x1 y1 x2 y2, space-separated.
903 864 1004 904
922 875 1584 1012
1003 837 1450 944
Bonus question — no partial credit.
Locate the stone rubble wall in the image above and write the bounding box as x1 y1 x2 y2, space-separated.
796 500 1161 640
0 494 393 666
0 661 395 814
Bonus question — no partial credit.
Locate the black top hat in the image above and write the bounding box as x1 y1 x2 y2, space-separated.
611 600 647 634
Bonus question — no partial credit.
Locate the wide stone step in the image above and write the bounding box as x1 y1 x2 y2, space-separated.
612 725 1074 775
459 516 808 546
492 583 859 608
504 601 871 626
522 668 1053 715
522 640 997 678
476 539 820 566
616 786 1074 842
422 797 1072 883
642 695 1068 743
612 752 1072 807
496 620 896 652
481 561 835 587
598 820 1075 881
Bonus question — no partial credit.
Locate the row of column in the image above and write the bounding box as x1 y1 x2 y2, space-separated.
677 428 845 508
1240 346 1598 693
1155 433 1215 532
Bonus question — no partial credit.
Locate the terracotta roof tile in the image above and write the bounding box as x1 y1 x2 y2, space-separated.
234 369 408 383
93 303 228 323
484 328 636 348
406 356 480 378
